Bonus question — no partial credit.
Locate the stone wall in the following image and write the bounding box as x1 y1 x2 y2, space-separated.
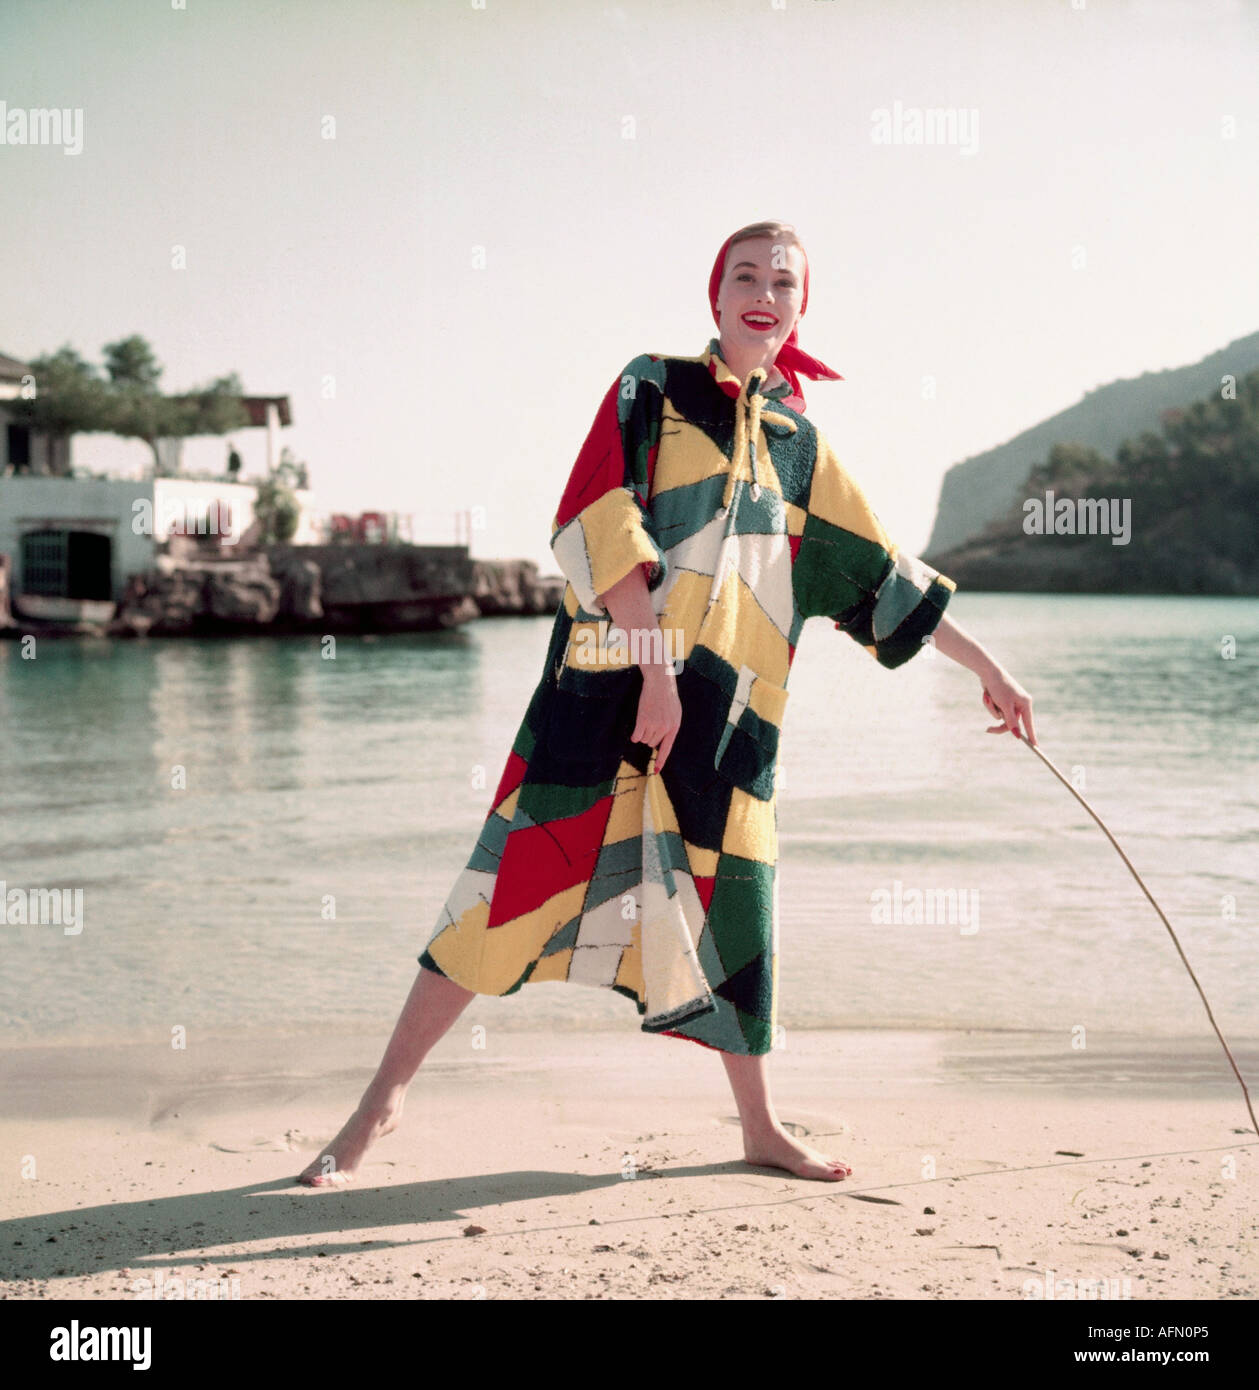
472 558 565 615
1 543 568 637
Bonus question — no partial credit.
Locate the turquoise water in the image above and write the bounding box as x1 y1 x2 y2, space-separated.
1 594 1256 1049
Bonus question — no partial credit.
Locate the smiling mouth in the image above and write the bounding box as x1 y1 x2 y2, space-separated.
741 313 779 331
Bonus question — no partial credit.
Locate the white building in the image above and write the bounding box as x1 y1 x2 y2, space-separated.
0 475 318 612
1 350 70 476
0 351 317 616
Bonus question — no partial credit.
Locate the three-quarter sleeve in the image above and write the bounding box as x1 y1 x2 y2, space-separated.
549 355 667 617
793 433 956 669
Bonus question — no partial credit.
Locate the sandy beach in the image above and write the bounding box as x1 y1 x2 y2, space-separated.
1 1026 1254 1301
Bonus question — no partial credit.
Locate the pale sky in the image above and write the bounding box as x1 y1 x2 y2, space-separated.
2 0 1256 569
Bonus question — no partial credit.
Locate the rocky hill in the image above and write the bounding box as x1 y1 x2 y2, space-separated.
925 329 1259 556
923 368 1259 593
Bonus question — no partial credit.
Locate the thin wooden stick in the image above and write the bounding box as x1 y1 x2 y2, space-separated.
1013 730 1258 1139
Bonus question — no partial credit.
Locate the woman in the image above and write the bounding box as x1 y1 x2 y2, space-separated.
298 221 1036 1188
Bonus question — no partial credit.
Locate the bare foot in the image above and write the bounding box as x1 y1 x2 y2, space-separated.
743 1124 852 1182
296 1093 404 1187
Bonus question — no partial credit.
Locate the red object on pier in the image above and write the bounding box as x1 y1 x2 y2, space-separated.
357 512 387 543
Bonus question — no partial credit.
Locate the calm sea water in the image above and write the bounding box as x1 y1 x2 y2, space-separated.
1 594 1256 1050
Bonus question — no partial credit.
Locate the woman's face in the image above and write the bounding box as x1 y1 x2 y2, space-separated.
715 237 806 361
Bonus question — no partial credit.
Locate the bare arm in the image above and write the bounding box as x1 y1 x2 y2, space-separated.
599 564 683 770
931 612 1001 683
932 612 1038 745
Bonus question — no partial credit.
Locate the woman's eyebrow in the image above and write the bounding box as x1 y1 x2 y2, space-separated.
733 260 798 279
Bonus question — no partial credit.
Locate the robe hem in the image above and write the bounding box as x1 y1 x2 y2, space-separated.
640 997 718 1032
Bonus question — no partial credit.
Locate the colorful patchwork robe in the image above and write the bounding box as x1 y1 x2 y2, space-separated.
419 338 956 1055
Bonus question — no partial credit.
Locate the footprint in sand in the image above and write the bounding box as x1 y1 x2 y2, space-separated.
209 1128 316 1154
719 1117 815 1137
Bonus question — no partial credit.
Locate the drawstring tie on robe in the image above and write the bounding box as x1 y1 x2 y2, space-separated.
720 366 799 513
706 367 799 613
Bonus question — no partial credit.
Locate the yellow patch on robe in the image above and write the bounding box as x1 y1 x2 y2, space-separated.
434 882 590 995
529 948 573 984
747 672 790 727
615 935 645 996
652 413 737 494
684 840 720 878
605 761 648 843
721 786 778 866
654 570 711 661
563 618 637 672
693 566 791 688
807 437 892 546
577 487 662 603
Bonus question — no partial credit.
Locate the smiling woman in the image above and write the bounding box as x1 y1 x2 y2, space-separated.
706 221 843 410
298 220 1036 1191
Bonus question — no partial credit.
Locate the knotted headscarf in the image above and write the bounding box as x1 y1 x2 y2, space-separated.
708 230 843 412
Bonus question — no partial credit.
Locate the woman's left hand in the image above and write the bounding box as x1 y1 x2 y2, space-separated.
982 671 1037 746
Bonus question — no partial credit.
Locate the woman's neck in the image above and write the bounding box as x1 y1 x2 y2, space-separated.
716 338 784 392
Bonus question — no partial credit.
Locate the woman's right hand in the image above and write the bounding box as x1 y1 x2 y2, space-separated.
634 665 683 772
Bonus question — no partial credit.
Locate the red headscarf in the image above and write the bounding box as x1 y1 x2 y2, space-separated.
708 230 843 412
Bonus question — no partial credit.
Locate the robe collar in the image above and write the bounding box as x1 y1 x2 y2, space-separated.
697 338 801 510
702 337 798 409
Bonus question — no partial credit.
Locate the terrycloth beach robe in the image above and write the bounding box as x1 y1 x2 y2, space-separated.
419 339 956 1055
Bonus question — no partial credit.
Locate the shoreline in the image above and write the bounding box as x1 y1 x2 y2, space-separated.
2 1027 1255 1299
3 1024 1257 1103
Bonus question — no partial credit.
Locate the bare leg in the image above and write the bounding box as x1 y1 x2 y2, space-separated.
721 1051 853 1183
296 965 476 1187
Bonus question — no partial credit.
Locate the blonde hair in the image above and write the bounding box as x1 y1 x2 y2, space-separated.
719 220 807 280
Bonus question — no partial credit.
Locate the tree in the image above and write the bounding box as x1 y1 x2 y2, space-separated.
102 337 250 474
253 475 300 543
166 373 252 451
273 447 307 491
1026 442 1114 494
103 335 163 390
14 336 251 476
9 346 113 469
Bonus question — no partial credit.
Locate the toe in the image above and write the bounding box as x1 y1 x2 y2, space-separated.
298 1166 345 1187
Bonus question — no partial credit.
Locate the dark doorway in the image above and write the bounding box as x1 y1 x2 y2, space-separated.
21 529 114 600
6 423 31 472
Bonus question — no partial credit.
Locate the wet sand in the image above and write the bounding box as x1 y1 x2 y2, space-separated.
1 1028 1255 1300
